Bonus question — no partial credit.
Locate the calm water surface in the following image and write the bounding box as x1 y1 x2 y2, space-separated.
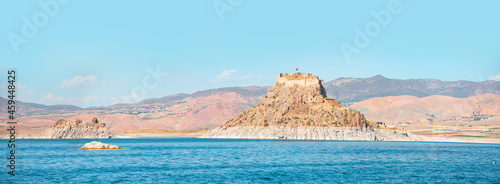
3 138 499 183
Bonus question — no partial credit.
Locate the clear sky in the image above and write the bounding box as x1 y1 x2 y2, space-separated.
0 0 499 107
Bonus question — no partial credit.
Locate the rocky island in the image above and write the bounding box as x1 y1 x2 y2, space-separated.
201 73 419 141
33 118 115 139
81 141 122 149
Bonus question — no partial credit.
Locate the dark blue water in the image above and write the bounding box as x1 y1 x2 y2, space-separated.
2 138 499 183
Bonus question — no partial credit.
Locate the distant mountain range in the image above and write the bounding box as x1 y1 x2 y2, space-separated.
0 97 82 118
1 75 499 134
1 75 499 119
0 86 269 120
324 75 500 105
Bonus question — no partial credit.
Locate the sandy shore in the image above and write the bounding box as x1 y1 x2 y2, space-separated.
5 133 499 143
115 133 205 138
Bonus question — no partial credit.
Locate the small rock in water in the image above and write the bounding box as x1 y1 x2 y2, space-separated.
80 141 122 149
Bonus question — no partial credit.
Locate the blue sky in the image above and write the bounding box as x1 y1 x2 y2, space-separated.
0 0 499 107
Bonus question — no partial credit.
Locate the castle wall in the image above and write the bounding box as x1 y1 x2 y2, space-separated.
276 73 323 87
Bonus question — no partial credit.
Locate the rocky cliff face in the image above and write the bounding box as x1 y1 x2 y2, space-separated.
202 127 419 141
33 118 115 139
202 73 418 141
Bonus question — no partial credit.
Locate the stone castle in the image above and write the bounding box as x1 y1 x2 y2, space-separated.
202 72 418 141
277 73 324 87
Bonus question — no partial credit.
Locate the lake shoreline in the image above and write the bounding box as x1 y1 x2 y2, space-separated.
7 133 500 144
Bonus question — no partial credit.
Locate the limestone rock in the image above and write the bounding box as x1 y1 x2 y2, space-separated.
33 118 115 139
202 127 420 141
80 141 122 149
201 73 419 141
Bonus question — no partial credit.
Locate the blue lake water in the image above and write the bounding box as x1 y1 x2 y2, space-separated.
2 138 499 183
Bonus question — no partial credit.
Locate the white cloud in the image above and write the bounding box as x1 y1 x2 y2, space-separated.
209 70 269 83
110 97 119 103
489 74 500 81
0 83 28 91
109 91 146 105
3 83 38 102
41 93 65 103
58 75 107 89
67 97 76 102
82 96 98 103
18 89 36 101
216 70 238 80
40 93 76 104
16 83 29 90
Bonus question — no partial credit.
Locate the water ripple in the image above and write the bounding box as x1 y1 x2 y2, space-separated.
3 138 499 183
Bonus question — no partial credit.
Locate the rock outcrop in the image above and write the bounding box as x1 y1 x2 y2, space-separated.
33 118 115 139
203 127 418 141
201 73 419 141
81 141 122 149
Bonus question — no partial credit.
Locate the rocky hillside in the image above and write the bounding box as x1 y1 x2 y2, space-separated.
221 73 374 128
33 118 115 139
350 93 500 124
324 75 500 105
202 73 417 141
3 75 498 121
0 97 81 119
1 75 498 138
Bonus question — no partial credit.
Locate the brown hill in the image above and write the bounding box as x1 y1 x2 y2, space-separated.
3 75 499 121
135 92 258 131
348 94 500 142
1 91 262 138
349 93 500 124
33 118 115 139
220 73 375 128
324 75 500 105
1 75 499 139
0 97 82 118
203 73 416 141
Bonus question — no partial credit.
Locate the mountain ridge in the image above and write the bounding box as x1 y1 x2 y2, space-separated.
349 93 500 124
1 75 499 138
324 75 500 105
2 75 498 119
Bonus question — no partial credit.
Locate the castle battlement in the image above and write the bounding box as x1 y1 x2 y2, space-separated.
277 73 324 87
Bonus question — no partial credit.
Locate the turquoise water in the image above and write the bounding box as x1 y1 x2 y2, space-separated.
3 138 499 183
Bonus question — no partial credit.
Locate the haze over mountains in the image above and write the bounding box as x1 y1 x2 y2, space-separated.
350 93 500 125
1 75 499 136
2 75 499 118
323 75 500 105
0 86 269 121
